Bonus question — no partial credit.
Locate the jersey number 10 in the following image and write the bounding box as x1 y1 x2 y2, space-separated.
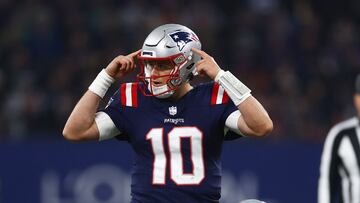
146 126 205 185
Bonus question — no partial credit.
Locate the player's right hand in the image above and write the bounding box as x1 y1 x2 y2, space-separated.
191 48 221 80
105 50 141 80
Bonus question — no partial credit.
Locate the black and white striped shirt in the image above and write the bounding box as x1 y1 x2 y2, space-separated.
318 117 360 203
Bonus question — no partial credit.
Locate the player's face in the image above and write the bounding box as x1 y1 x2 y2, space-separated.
354 94 360 118
145 60 174 86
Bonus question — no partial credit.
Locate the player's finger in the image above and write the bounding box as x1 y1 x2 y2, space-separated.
195 60 208 73
128 60 136 69
195 59 206 66
123 58 132 69
129 51 140 67
126 59 133 70
195 63 205 73
127 49 142 58
126 58 136 70
129 57 137 68
123 65 131 73
191 48 209 58
123 66 130 73
119 59 129 70
120 62 127 70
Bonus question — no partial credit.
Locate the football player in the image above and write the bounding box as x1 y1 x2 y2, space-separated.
63 24 273 202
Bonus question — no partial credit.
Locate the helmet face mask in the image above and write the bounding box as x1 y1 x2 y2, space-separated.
137 57 180 98
137 24 201 98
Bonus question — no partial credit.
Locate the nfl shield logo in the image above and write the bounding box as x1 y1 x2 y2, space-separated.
169 106 177 116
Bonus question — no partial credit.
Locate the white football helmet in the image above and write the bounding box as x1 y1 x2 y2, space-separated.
137 24 202 98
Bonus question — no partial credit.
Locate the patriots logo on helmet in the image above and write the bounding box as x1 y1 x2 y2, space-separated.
169 31 199 51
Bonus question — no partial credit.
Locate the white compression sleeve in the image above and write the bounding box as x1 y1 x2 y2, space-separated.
225 110 244 136
94 112 121 141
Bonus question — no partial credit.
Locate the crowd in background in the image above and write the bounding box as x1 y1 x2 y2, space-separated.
0 0 359 142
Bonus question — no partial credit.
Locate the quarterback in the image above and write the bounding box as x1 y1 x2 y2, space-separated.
63 24 273 202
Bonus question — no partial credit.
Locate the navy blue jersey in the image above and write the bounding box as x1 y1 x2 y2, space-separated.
102 82 238 203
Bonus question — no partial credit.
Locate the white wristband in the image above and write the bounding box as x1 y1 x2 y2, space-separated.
214 69 225 82
88 69 115 98
216 70 251 106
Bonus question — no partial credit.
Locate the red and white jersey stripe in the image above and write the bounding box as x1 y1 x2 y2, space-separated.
120 83 138 107
211 83 229 105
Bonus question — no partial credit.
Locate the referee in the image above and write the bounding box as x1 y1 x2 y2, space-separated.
318 74 360 203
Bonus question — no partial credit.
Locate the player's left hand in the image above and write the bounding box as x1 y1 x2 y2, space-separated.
192 48 221 80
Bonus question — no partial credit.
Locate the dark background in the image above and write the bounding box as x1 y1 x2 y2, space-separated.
0 1 359 202
1 0 359 142
0 0 360 142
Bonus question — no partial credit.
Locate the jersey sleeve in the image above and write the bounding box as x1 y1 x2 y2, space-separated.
220 100 237 125
98 89 129 141
210 82 243 140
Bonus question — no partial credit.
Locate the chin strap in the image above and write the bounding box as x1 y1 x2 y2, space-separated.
148 83 174 99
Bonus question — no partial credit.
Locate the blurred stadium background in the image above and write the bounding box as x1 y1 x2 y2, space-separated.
0 0 359 202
